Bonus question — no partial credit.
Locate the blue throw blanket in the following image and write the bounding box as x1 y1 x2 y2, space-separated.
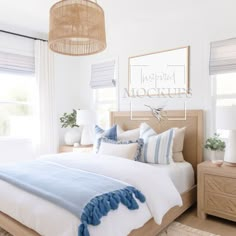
0 160 145 236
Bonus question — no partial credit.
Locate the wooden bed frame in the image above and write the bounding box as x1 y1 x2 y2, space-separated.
0 110 203 236
111 110 203 236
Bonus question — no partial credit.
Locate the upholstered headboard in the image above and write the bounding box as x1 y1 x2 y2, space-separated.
110 110 204 179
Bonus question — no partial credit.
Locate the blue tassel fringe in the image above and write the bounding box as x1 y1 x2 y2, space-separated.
78 186 145 236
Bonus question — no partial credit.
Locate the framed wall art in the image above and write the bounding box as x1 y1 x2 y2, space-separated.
128 46 190 96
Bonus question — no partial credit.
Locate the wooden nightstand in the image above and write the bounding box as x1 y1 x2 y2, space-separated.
59 145 93 153
197 161 236 222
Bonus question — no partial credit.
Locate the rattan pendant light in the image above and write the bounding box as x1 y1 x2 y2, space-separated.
49 0 106 56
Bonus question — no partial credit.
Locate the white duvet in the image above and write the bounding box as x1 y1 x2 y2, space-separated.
0 153 182 236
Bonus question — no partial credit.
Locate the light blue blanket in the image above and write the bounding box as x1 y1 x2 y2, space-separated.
0 160 145 236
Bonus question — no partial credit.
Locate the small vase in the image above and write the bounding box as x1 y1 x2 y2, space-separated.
209 150 216 161
64 128 81 146
209 150 225 161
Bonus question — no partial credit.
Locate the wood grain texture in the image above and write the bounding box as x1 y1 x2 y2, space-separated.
205 192 236 220
0 212 38 236
59 145 93 153
178 206 236 236
129 187 197 236
198 161 236 222
58 145 73 153
205 175 236 196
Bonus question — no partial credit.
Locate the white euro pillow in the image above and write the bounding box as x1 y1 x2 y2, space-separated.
117 127 140 141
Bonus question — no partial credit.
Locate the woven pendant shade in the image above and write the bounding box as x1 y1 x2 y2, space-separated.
49 0 106 56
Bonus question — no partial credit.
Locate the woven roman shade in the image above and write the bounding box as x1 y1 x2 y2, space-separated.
0 51 34 74
210 38 236 75
49 0 106 56
90 60 116 88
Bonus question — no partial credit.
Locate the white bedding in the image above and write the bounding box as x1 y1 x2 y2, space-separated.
0 153 183 236
150 162 195 194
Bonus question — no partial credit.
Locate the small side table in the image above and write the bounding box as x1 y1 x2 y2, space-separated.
197 161 236 222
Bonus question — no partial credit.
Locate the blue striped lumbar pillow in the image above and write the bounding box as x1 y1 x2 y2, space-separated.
139 128 175 164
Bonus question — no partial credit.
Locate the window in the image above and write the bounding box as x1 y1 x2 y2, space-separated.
210 38 236 139
0 71 36 137
93 87 117 128
215 73 236 105
90 59 117 127
213 72 236 138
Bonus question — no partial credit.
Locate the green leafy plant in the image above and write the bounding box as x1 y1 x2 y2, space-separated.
204 133 225 151
60 109 79 128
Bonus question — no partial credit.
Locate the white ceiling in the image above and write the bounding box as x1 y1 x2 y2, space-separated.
0 0 197 37
0 0 58 38
0 0 235 40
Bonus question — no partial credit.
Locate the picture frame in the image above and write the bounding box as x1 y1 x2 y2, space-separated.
128 46 190 97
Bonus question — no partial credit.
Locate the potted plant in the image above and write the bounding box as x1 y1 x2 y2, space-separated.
60 109 81 145
204 133 226 161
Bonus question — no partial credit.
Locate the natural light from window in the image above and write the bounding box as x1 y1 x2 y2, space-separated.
216 73 236 106
94 87 117 128
215 72 236 138
0 71 36 138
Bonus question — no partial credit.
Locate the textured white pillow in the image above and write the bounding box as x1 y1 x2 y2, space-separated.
98 142 139 160
117 127 140 141
173 127 186 162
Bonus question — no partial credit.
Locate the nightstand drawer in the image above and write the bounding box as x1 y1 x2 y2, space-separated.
205 174 236 196
205 192 236 220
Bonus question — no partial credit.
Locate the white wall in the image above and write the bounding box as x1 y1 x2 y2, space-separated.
0 31 34 56
54 0 236 143
54 54 92 144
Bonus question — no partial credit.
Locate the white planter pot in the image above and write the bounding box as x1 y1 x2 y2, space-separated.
64 128 81 146
209 150 216 161
208 150 225 161
215 150 225 160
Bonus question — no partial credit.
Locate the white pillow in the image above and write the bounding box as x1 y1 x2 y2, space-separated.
117 126 140 141
172 127 186 162
98 138 143 160
98 142 138 160
139 128 175 164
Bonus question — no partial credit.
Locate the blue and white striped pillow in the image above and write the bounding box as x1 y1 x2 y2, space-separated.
139 128 175 164
94 125 117 152
139 122 157 142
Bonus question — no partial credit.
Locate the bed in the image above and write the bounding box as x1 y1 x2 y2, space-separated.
0 110 203 236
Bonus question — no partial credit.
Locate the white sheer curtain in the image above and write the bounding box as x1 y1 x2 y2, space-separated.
34 40 58 155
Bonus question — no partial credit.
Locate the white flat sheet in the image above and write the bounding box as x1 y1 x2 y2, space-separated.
150 161 195 194
0 153 184 236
